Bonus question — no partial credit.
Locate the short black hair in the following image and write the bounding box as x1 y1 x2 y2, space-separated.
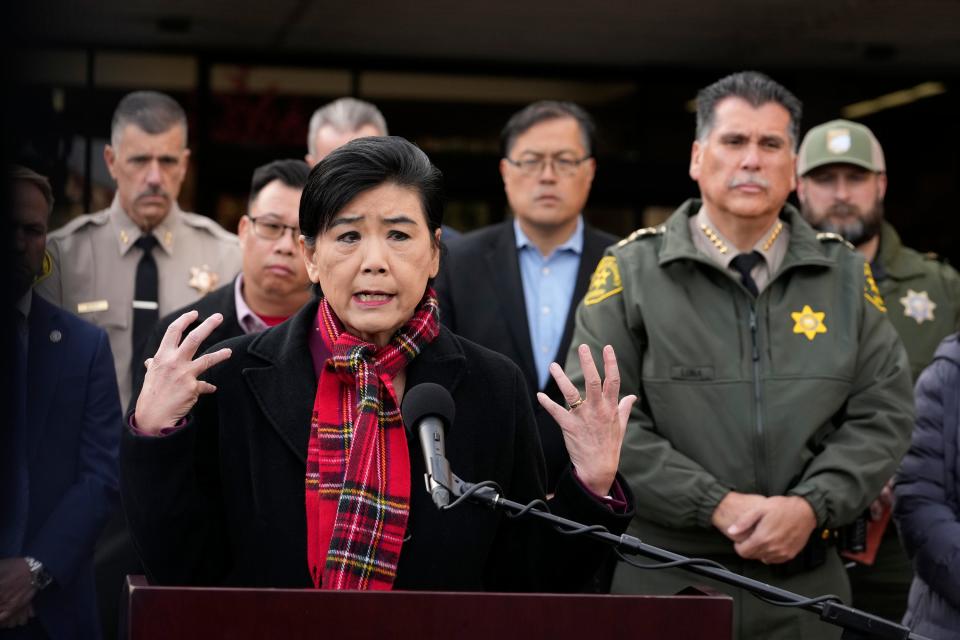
111 91 187 146
300 136 443 246
500 101 596 158
695 71 803 148
249 159 310 203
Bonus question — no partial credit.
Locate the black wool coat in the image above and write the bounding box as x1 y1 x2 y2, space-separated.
121 299 633 592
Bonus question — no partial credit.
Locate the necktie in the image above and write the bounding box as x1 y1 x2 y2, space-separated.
132 234 159 375
730 251 763 297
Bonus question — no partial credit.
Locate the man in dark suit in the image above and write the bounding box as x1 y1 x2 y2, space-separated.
2 166 120 639
436 101 617 489
131 159 312 401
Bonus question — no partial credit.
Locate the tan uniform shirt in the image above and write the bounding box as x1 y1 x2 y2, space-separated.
689 206 790 292
36 197 242 409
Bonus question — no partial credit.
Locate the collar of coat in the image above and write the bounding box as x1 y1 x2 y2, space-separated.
657 199 835 274
238 297 468 464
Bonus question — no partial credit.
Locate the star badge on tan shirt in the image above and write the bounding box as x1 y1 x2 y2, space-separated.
189 265 220 296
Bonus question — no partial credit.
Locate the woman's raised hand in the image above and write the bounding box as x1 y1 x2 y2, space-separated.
537 344 636 497
133 311 233 435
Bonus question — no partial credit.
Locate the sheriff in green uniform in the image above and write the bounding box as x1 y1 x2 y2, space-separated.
797 119 960 621
797 119 960 380
565 72 914 639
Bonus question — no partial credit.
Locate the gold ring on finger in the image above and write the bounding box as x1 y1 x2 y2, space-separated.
568 396 585 411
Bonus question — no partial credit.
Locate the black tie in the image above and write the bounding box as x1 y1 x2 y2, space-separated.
730 251 763 297
132 234 159 375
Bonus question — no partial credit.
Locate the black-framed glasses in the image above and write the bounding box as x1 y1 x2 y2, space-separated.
504 154 591 177
245 215 299 241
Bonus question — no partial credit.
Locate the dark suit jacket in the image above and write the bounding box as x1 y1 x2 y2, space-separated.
121 299 633 592
435 221 618 489
130 278 245 412
14 294 121 639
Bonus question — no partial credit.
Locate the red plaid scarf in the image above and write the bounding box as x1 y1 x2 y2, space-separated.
306 289 440 590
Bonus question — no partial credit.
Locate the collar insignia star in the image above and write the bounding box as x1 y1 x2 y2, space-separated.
791 305 827 341
899 289 936 324
188 265 219 296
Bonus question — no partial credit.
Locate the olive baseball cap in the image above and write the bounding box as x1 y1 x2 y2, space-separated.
797 119 886 175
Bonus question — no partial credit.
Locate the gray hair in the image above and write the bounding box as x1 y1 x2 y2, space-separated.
11 165 54 214
110 90 188 147
695 71 803 149
306 97 388 157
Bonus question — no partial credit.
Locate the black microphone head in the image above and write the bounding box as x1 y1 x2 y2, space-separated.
401 383 455 433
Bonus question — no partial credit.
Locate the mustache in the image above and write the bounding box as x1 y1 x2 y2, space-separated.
136 185 169 200
728 174 770 189
826 202 860 217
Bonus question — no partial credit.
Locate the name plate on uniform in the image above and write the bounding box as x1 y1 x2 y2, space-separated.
77 300 109 314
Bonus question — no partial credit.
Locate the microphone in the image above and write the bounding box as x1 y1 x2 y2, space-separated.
401 383 456 508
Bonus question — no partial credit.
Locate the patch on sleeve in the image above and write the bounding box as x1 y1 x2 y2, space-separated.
863 262 886 312
33 250 53 285
585 255 623 306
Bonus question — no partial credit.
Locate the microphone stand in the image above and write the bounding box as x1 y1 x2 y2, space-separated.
437 474 929 640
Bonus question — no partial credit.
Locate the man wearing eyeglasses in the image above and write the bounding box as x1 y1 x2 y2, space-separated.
436 101 618 491
131 159 312 403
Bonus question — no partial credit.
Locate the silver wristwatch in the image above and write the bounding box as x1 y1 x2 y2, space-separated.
24 556 53 590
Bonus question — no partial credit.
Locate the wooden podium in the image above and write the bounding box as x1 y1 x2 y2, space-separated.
122 575 732 639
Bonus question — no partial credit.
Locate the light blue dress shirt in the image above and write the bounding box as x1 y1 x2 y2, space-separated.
514 216 584 389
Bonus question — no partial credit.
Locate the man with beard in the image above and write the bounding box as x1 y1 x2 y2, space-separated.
797 119 960 623
798 119 960 380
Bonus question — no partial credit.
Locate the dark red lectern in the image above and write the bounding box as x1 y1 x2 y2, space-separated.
122 575 731 639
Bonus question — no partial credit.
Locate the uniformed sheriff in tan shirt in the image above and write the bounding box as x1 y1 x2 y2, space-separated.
35 90 241 409
37 199 240 408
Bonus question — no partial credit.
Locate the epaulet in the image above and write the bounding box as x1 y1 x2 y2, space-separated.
816 232 855 251
47 210 109 238
922 251 948 264
617 225 665 247
180 211 239 242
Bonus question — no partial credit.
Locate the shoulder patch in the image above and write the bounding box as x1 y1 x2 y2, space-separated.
863 262 886 313
616 225 664 247
34 250 54 285
816 232 856 251
584 255 623 306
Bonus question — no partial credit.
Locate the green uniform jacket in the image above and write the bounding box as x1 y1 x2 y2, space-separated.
875 222 960 381
567 199 914 557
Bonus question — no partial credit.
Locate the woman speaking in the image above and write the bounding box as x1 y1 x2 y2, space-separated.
122 136 635 592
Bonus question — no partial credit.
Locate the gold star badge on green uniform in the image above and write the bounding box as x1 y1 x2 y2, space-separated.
899 289 936 324
584 256 623 306
791 305 827 341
